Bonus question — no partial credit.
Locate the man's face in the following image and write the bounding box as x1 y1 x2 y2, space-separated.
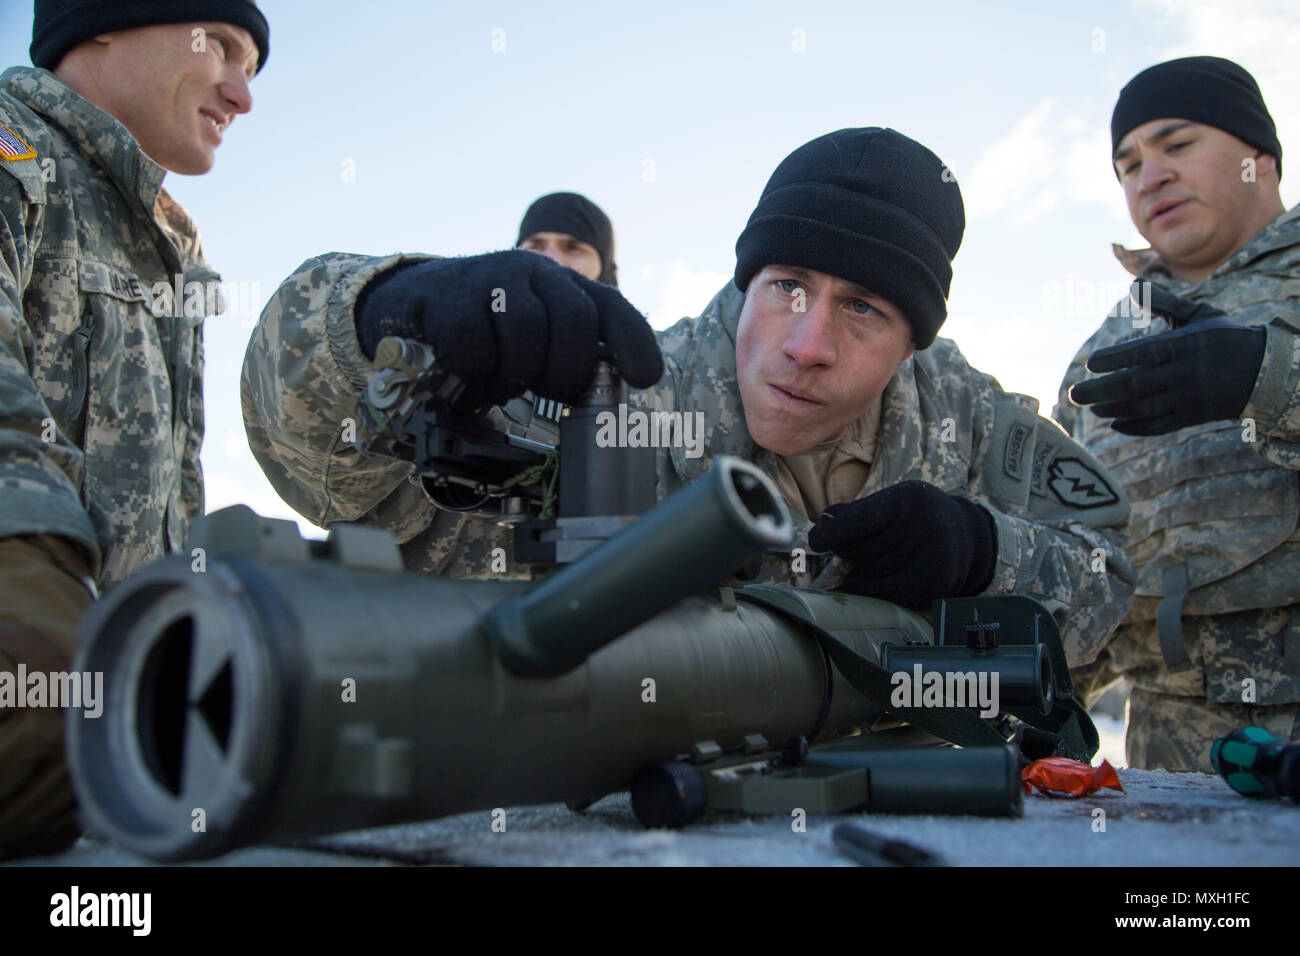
735 265 915 456
1114 119 1278 278
90 22 258 174
518 232 603 281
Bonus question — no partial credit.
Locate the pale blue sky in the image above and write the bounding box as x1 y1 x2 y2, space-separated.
4 0 1297 528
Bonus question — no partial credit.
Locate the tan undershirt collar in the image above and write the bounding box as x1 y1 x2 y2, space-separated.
774 395 883 521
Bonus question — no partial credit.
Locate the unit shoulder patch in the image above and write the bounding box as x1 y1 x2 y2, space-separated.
1047 457 1120 509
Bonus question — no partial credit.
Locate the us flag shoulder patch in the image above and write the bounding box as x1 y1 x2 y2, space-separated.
0 123 36 161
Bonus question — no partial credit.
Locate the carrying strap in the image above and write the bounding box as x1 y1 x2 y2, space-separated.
815 628 1010 748
1157 563 1193 671
1009 698 1097 762
737 589 1098 761
737 590 1007 749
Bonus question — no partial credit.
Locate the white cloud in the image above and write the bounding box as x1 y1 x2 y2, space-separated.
1134 0 1300 206
964 0 1300 229
964 99 1056 221
1138 0 1300 73
965 99 1116 224
1063 128 1119 207
647 260 731 330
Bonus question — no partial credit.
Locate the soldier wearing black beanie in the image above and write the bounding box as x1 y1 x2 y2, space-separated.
734 127 964 350
1 0 270 859
1110 55 1280 179
1060 54 1300 774
516 192 618 287
31 0 270 74
246 122 1134 723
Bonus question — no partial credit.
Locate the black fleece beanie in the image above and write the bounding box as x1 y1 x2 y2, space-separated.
1111 56 1280 179
32 0 270 75
516 192 618 287
734 128 965 350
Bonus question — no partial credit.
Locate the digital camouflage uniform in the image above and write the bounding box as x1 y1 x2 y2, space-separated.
244 253 1137 672
1056 205 1300 772
0 67 213 855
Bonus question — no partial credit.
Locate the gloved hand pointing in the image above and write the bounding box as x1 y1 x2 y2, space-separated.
1069 281 1265 436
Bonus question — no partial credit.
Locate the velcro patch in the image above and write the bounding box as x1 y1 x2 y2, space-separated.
0 123 36 161
1004 421 1030 479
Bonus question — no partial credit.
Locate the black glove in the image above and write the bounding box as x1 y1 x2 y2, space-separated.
355 250 663 405
1069 282 1266 436
807 480 998 609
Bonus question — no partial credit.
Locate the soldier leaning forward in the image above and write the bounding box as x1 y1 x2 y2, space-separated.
0 1 269 857
244 127 1137 686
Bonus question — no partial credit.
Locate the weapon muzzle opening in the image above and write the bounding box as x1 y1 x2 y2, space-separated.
487 456 794 677
67 563 281 861
719 458 790 544
136 613 201 796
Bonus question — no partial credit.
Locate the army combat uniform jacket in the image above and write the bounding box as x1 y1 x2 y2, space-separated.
0 67 212 587
244 252 1137 669
1056 206 1300 767
0 68 213 855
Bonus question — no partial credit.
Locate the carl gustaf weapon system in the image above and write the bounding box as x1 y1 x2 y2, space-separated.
66 340 1096 861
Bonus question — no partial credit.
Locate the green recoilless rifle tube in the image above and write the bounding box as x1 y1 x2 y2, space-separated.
486 456 795 676
66 459 914 862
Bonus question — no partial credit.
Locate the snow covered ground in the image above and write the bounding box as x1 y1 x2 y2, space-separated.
13 764 1296 867
16 696 1295 869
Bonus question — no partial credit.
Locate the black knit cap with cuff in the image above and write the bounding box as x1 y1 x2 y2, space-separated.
31 0 270 75
516 192 618 287
1110 55 1280 179
733 127 965 350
